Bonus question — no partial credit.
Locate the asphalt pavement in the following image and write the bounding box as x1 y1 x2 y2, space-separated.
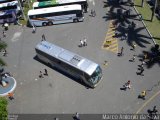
1 0 159 117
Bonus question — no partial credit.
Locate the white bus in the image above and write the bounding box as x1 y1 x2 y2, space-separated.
28 4 84 26
33 0 88 13
35 41 103 88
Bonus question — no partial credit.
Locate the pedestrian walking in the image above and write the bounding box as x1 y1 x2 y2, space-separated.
3 31 6 37
124 80 131 89
74 112 80 120
120 47 124 56
130 55 136 62
3 49 7 57
141 60 146 66
83 38 87 46
80 40 84 47
39 71 43 78
44 69 48 76
8 93 14 100
104 60 108 66
124 33 128 40
137 67 144 76
32 25 36 33
42 34 46 41
138 90 146 100
152 106 158 115
131 43 136 51
138 60 146 69
4 23 9 31
90 9 96 17
142 53 148 61
120 80 131 91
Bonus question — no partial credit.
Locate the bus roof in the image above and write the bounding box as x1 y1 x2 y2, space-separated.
28 4 82 16
33 0 87 8
0 9 16 15
0 0 18 8
35 41 98 76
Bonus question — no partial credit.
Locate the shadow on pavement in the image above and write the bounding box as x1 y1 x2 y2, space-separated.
102 0 154 48
153 37 160 40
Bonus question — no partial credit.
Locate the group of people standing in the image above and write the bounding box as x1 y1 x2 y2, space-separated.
79 38 87 47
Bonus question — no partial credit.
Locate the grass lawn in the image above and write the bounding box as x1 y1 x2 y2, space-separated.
134 0 160 45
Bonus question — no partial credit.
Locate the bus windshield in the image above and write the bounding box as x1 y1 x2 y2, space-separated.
89 66 102 85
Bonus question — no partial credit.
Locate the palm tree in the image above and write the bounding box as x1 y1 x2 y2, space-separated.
18 0 26 20
151 0 158 21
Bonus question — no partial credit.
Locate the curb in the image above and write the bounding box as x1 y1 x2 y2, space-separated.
133 5 156 45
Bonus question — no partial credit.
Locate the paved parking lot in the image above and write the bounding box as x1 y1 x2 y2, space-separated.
2 0 160 116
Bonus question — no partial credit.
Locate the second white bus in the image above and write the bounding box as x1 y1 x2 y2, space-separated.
28 4 84 26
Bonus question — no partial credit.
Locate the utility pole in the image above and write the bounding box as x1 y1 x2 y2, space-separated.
151 0 157 21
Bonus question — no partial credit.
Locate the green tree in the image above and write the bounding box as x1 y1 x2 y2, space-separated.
0 97 8 120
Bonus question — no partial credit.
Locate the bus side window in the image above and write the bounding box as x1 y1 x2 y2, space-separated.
76 11 82 17
58 61 61 64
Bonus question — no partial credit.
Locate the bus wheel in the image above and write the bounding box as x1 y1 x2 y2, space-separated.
73 19 78 23
48 22 53 26
42 22 47 26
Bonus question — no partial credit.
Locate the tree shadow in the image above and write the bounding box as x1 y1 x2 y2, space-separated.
137 49 160 69
142 18 152 22
134 4 142 7
116 24 151 47
153 37 160 40
128 27 151 47
103 0 127 12
102 11 117 21
103 0 153 48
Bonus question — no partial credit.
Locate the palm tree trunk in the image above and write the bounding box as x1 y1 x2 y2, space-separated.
141 0 144 7
18 0 26 20
151 0 157 21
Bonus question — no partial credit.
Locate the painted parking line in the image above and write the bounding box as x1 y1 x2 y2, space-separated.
102 21 118 53
107 31 115 35
136 90 160 114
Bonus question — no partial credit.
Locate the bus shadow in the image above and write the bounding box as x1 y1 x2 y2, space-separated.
26 21 83 28
33 56 91 89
